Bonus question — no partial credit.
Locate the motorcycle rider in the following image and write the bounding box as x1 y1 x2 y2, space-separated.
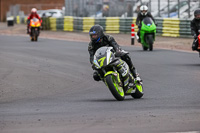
191 9 200 51
27 8 42 34
136 5 156 42
88 24 141 84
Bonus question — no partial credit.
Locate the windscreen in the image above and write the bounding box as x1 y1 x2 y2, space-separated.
32 18 39 22
143 17 153 25
94 47 107 58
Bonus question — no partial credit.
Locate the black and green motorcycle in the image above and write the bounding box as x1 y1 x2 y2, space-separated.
92 46 144 101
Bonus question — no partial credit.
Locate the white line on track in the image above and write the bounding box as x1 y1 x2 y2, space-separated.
169 131 200 133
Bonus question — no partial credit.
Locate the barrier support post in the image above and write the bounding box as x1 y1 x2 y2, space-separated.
131 24 135 45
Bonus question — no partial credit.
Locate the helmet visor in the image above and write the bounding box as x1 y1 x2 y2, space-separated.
90 34 101 43
91 34 98 39
89 32 99 42
142 10 147 13
31 12 36 15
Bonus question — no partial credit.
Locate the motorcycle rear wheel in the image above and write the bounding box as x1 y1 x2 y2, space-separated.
105 75 125 101
131 84 144 99
146 34 154 51
143 46 148 51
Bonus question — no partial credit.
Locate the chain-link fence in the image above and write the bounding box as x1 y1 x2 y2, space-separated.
65 0 200 19
6 3 64 20
65 0 137 17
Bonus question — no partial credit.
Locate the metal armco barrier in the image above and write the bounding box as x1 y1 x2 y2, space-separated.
41 17 50 30
49 17 57 31
83 17 95 32
14 16 193 38
64 16 73 31
162 18 180 37
106 17 120 33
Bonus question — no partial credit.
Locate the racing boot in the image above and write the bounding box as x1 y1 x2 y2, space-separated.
137 30 141 43
192 41 196 51
27 25 30 34
125 73 136 94
137 37 141 43
27 28 29 34
135 74 142 84
192 39 199 51
130 67 142 84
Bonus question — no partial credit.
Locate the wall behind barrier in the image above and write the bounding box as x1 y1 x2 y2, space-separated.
15 16 192 38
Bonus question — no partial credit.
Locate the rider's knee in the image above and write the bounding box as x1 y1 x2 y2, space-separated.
192 40 198 51
93 71 101 81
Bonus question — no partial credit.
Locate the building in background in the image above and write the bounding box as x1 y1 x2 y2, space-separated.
0 0 64 22
1 0 199 22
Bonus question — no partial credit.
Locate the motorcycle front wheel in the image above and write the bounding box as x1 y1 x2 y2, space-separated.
30 28 35 41
34 30 38 41
105 75 125 101
34 35 38 41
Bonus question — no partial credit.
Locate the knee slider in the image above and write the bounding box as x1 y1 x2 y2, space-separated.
93 72 101 81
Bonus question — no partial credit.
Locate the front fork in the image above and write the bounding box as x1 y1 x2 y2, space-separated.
103 68 123 87
102 69 137 95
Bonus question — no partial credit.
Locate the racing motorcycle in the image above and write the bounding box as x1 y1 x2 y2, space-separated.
139 17 156 51
196 30 200 57
29 17 41 41
92 46 144 101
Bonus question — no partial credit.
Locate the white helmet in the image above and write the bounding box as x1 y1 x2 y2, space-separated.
140 5 148 16
31 8 37 13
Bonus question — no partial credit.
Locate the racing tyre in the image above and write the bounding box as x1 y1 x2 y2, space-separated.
105 75 125 101
34 36 38 41
35 31 38 41
143 46 148 51
31 29 35 41
131 84 144 99
146 34 154 51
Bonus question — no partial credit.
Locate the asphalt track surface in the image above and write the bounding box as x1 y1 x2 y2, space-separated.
0 35 200 133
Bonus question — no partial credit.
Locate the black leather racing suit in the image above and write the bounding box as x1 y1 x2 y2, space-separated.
88 34 137 79
191 18 200 51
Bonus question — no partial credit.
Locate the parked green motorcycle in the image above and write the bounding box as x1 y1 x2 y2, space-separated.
139 17 156 51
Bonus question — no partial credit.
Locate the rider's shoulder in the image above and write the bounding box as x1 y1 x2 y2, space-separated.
191 18 196 23
88 41 93 50
88 41 93 46
191 19 198 25
104 34 114 41
137 12 141 16
147 12 152 16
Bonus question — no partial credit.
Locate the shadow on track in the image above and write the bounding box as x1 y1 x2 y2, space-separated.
78 98 145 102
172 63 200 67
127 49 167 53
